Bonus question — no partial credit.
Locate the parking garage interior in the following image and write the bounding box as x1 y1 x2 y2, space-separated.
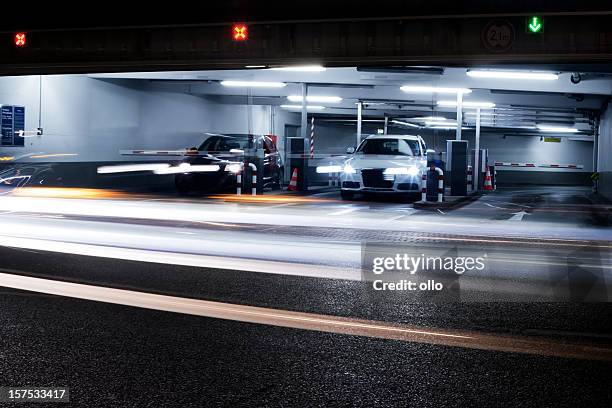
0 66 609 191
0 65 611 302
1 5 612 404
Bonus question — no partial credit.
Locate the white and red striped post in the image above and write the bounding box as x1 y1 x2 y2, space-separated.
248 163 257 195
422 166 444 202
309 116 315 159
433 166 444 202
494 168 497 191
421 172 427 201
467 165 473 190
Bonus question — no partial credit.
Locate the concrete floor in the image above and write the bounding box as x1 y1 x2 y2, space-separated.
0 185 610 405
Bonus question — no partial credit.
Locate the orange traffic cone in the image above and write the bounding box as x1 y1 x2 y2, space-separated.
484 167 493 191
287 168 298 191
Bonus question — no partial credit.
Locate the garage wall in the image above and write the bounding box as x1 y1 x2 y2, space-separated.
0 75 142 161
0 75 299 162
597 102 612 200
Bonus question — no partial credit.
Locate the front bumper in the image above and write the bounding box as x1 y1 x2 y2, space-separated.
340 169 421 193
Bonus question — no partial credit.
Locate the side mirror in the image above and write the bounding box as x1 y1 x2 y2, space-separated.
346 147 355 154
426 149 436 154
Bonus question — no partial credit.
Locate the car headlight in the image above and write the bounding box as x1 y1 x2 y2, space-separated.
343 164 357 174
225 163 242 174
383 166 420 176
407 166 420 176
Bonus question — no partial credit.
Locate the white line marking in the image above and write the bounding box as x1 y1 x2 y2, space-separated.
0 236 359 281
329 207 360 216
0 273 609 361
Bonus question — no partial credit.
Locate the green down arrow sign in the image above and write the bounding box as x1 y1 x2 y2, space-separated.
527 16 543 33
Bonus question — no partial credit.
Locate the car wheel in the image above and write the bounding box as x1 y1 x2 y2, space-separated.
340 190 354 200
175 175 191 196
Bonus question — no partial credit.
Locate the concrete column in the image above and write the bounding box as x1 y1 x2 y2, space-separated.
474 108 480 192
456 92 463 140
300 83 308 140
357 101 363 146
247 87 253 135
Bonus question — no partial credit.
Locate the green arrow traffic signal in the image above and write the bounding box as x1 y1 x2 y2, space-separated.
527 16 543 33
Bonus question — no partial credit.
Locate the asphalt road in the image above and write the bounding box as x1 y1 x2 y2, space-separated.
0 185 610 406
1 286 611 407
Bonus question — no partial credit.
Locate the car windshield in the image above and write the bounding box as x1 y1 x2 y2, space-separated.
198 136 250 152
357 138 421 156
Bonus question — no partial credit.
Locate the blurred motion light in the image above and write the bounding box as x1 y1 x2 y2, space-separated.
154 163 221 174
316 165 343 173
232 24 248 41
98 163 170 174
401 86 471 94
467 70 558 80
220 80 286 88
287 95 342 103
14 32 26 47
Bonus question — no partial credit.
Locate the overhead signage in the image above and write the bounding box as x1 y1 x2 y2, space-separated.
0 105 25 146
526 16 544 34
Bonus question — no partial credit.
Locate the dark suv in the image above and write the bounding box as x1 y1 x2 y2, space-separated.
174 133 283 195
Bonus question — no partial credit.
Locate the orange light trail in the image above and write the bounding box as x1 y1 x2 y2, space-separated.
209 194 336 204
10 188 128 199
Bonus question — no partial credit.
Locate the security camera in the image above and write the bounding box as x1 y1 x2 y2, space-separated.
570 73 582 84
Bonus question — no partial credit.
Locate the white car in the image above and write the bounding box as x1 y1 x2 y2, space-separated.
340 134 428 199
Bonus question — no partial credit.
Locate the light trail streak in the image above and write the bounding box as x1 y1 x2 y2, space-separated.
0 272 610 362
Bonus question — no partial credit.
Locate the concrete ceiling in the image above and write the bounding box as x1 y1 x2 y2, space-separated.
90 66 612 136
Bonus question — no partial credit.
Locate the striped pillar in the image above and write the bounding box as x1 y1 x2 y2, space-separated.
421 173 427 202
309 116 315 159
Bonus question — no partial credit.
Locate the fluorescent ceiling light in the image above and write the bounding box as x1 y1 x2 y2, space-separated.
465 111 498 116
437 100 496 108
467 70 558 80
280 105 326 110
536 125 579 133
287 95 342 103
430 125 470 130
220 80 286 88
400 86 471 94
425 120 456 127
245 65 267 69
391 120 420 128
412 116 448 121
271 65 326 72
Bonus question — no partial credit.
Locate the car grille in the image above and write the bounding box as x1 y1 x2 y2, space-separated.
361 169 393 188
